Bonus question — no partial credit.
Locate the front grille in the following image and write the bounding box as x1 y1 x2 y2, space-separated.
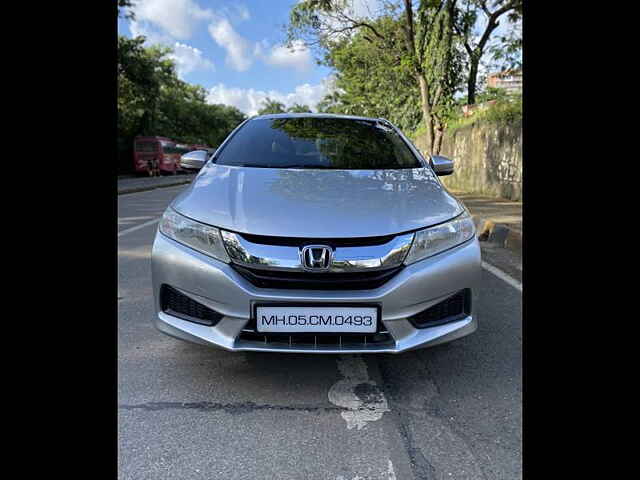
408 289 470 329
160 285 223 326
231 264 403 290
238 232 397 247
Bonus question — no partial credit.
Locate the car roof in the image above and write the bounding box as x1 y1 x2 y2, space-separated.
251 112 386 123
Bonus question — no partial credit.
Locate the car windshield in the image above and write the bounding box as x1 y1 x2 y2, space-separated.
214 117 422 169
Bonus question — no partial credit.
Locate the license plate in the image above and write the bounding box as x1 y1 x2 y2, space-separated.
255 305 378 333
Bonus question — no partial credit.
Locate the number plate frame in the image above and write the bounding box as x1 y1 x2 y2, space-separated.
251 302 383 335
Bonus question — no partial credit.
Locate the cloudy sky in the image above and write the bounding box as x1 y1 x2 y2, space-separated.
118 0 516 115
118 0 338 115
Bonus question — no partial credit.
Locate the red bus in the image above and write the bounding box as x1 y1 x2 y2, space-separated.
133 136 193 175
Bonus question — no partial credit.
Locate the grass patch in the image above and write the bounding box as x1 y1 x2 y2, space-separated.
409 96 522 142
447 97 522 132
409 123 428 142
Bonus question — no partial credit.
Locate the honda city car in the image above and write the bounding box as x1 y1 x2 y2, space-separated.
151 113 481 353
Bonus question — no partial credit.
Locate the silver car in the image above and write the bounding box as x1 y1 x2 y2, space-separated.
151 113 481 353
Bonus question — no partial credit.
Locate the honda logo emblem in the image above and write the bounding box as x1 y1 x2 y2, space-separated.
301 245 333 271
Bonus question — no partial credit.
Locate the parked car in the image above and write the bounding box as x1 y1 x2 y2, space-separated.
179 150 210 171
151 113 481 353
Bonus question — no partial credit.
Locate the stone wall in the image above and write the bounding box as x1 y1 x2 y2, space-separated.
414 119 522 201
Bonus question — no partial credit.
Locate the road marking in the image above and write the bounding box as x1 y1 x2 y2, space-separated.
328 355 390 430
118 183 187 197
482 261 522 292
333 457 396 479
118 216 155 224
118 218 160 237
387 460 397 480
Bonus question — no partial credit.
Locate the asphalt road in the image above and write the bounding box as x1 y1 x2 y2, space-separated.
118 185 522 480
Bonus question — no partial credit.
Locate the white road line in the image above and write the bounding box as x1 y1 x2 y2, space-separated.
482 261 522 292
387 460 397 480
118 218 160 237
118 216 155 224
118 184 187 197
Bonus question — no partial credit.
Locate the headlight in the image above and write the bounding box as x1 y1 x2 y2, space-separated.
159 208 230 263
404 211 475 265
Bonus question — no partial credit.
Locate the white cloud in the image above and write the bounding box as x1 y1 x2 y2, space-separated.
128 22 214 79
131 0 213 40
168 43 215 78
129 20 173 45
258 40 313 72
206 77 335 115
208 18 253 72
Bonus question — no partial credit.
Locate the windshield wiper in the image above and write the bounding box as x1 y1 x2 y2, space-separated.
277 164 335 169
235 164 275 168
231 164 335 169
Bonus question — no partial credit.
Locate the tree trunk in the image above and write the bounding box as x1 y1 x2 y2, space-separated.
467 56 479 105
433 124 444 155
417 73 434 155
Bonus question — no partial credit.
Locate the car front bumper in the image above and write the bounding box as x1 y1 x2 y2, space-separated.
150 232 482 353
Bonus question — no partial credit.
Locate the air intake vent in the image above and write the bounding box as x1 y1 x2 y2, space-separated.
160 285 223 326
408 289 470 329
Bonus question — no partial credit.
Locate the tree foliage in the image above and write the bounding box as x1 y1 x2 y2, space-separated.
287 103 313 113
117 35 246 172
257 98 287 115
317 15 422 132
454 0 523 104
287 0 462 155
117 0 135 20
422 0 465 152
487 17 522 71
286 0 522 152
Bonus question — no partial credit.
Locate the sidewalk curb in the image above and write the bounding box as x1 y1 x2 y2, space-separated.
473 216 522 254
117 178 194 195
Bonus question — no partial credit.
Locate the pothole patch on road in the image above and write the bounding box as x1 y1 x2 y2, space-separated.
328 355 390 430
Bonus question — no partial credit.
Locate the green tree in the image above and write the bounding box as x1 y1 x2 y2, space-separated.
316 88 342 114
487 18 522 71
117 35 246 172
454 0 523 105
257 98 287 115
118 35 175 171
117 0 135 20
317 15 421 132
118 36 175 135
287 0 461 155
423 0 465 152
287 103 313 113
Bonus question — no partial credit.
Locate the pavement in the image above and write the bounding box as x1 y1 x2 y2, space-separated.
118 185 522 480
451 191 523 254
118 173 197 195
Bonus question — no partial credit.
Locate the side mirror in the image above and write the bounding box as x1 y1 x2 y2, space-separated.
180 150 208 171
430 155 454 176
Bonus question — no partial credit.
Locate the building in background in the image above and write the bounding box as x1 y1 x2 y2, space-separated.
487 69 523 94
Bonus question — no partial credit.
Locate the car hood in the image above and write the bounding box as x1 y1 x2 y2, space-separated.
171 165 463 238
